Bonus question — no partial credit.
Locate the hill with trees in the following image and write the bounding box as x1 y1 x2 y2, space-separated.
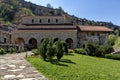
0 0 119 30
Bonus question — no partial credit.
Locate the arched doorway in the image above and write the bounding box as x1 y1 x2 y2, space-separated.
66 38 73 49
29 38 37 50
54 38 59 42
15 38 25 51
15 38 24 46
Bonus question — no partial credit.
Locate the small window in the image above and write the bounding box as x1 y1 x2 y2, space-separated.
39 19 42 23
56 19 58 23
48 19 50 23
4 38 6 43
32 19 34 23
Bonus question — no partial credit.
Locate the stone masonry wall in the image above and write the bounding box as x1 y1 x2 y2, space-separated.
77 31 108 47
11 30 77 48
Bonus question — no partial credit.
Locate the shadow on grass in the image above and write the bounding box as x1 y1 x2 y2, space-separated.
45 59 68 67
60 59 76 64
45 58 76 67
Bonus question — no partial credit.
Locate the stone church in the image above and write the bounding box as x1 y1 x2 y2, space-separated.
0 16 113 50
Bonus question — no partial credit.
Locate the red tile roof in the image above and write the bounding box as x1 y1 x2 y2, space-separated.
78 26 113 32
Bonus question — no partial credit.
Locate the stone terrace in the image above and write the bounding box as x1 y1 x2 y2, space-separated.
0 52 47 80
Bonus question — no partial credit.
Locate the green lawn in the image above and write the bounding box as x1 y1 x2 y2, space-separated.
26 53 120 80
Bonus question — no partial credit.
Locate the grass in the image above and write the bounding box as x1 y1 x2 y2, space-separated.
26 53 120 80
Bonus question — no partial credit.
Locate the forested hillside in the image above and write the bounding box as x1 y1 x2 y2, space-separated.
0 0 119 30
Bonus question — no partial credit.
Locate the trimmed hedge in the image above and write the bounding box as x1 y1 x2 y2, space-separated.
105 54 120 60
74 48 87 55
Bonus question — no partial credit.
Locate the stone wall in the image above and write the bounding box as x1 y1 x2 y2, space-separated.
0 31 11 44
77 31 108 47
11 30 77 49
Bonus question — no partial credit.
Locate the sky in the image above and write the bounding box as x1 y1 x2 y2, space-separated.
25 0 120 26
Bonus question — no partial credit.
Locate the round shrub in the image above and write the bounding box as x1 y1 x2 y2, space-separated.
0 48 6 55
9 47 15 54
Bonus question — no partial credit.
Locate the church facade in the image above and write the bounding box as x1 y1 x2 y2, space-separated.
1 16 113 50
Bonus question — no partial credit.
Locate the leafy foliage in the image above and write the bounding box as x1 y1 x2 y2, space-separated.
105 54 120 60
108 34 118 46
38 38 49 60
46 40 55 61
54 40 67 61
32 49 39 55
114 37 120 48
38 38 68 61
74 48 87 55
8 47 15 54
0 48 6 55
68 49 74 53
84 42 112 57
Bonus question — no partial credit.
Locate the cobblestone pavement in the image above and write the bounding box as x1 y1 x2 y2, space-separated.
0 52 47 80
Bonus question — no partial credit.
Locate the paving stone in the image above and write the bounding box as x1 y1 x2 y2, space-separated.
8 65 16 68
8 69 23 72
19 66 26 69
0 67 7 70
4 75 16 79
17 74 24 78
0 59 6 64
20 78 36 80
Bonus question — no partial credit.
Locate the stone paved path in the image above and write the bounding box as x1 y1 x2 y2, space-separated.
0 52 48 80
